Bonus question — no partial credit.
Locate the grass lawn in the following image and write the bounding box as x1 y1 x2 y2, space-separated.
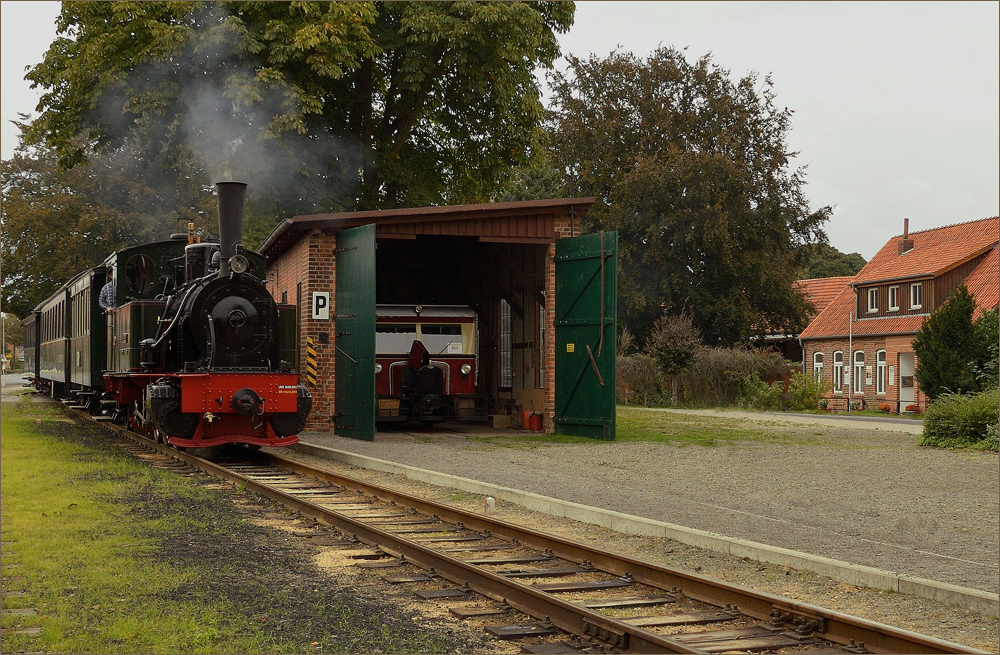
0 399 472 654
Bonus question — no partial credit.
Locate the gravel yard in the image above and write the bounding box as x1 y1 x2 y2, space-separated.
295 408 998 596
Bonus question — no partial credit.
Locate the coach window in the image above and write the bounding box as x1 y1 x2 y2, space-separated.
888 285 899 312
876 350 887 395
813 352 824 384
833 351 844 393
853 351 865 394
910 282 923 310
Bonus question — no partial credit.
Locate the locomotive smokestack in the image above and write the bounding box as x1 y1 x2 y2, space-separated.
216 181 247 277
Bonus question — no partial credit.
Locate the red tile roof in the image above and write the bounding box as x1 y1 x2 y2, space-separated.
800 217 999 340
853 216 998 285
964 245 999 319
798 286 928 339
795 277 853 318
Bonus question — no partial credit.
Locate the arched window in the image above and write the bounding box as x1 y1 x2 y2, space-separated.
833 351 844 393
877 350 887 395
813 352 824 384
853 351 865 395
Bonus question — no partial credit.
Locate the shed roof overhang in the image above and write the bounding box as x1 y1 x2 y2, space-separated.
259 197 596 261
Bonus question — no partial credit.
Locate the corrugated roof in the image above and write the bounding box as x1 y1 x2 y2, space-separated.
795 276 854 317
965 245 999 319
853 216 999 285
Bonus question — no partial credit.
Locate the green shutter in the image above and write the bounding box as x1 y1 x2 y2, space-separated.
334 225 376 440
554 232 618 440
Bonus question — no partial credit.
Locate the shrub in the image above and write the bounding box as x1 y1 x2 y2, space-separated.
982 423 999 452
739 372 782 409
920 388 1000 449
616 354 663 406
678 347 790 407
904 404 920 413
878 402 892 413
818 398 828 410
739 371 827 412
784 371 826 411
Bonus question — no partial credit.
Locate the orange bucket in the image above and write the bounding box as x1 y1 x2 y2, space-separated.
529 412 542 431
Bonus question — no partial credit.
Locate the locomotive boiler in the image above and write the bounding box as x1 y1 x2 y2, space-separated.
26 182 311 448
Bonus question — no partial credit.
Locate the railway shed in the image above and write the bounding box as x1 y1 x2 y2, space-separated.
259 198 618 441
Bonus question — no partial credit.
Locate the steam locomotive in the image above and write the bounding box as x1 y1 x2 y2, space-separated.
22 182 311 448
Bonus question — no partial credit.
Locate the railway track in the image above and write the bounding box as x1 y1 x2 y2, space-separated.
79 408 986 654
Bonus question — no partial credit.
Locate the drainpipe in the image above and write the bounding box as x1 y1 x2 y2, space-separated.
847 310 853 413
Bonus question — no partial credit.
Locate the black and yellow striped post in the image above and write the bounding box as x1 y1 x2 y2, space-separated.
305 337 318 387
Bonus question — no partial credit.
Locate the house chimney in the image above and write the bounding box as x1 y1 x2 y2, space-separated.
899 218 914 255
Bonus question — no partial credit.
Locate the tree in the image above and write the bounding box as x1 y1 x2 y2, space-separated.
545 47 831 345
912 284 982 399
2 313 25 349
646 312 702 406
972 308 998 390
798 243 866 278
26 1 574 214
1 124 217 318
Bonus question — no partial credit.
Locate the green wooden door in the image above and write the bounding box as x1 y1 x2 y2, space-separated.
554 232 618 439
334 224 376 440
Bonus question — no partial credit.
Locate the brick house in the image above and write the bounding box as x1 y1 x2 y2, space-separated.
798 216 999 413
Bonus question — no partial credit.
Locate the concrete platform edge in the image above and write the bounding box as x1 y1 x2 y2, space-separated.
291 441 1000 616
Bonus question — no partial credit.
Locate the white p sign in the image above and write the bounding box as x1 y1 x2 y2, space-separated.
312 292 330 320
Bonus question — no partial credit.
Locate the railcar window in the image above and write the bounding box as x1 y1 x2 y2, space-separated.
422 325 461 335
376 323 417 354
422 324 464 354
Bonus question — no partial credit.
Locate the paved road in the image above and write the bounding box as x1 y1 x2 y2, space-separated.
2 372 29 387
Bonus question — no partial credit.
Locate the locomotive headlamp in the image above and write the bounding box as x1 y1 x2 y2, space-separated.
374 363 383 374
460 364 472 375
229 254 249 274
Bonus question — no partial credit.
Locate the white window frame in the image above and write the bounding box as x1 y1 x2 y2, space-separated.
910 282 923 310
853 351 865 394
888 285 899 312
833 351 844 393
813 352 824 384
867 288 878 313
876 350 887 395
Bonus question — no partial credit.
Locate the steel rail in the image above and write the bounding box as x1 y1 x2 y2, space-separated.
89 414 988 654
261 451 989 655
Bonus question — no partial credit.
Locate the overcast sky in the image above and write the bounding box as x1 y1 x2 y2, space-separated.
2 1 998 261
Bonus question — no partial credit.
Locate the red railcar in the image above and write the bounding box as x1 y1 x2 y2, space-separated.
374 304 488 426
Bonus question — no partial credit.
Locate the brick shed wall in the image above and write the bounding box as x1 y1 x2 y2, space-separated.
266 210 582 435
267 229 337 430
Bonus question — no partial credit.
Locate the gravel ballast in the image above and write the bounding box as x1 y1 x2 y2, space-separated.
296 408 998 596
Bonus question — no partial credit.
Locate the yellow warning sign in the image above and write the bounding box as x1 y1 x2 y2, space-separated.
306 336 318 387
566 343 575 353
